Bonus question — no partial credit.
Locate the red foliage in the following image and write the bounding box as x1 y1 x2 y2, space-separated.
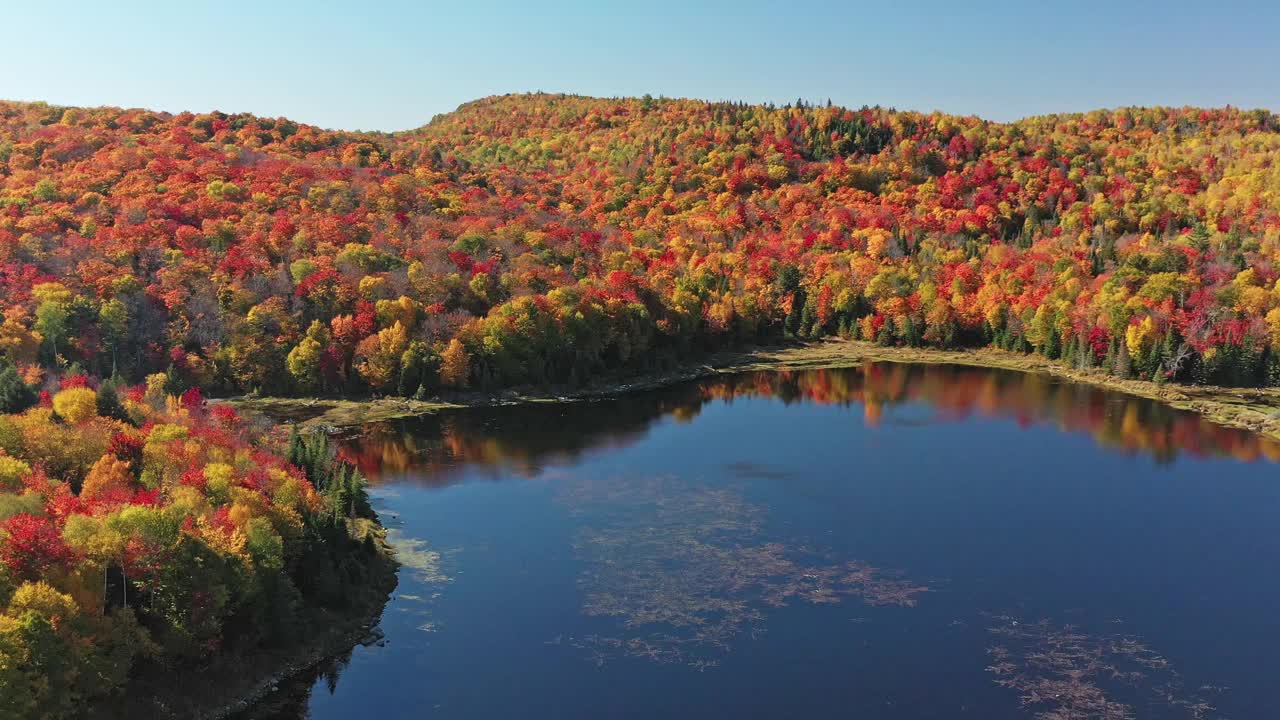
0 513 77 581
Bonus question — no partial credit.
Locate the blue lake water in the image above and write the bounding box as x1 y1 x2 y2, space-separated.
240 363 1280 719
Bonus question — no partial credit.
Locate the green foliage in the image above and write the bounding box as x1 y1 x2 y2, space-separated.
95 383 129 423
0 366 35 415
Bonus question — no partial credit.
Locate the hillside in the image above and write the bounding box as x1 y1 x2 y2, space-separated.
1 93 1279 399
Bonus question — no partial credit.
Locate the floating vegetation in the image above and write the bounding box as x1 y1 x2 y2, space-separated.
384 532 452 636
385 529 454 584
559 477 927 667
985 615 1222 719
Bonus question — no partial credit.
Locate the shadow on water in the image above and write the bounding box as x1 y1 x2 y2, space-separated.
230 652 354 720
340 362 1280 486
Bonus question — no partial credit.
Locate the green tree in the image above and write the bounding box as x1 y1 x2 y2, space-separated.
35 300 70 362
98 299 128 372
95 383 129 423
0 366 35 414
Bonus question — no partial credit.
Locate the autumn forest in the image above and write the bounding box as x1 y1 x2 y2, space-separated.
2 92 1280 716
1 95 1279 398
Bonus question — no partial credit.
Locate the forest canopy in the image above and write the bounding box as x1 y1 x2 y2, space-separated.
1 93 1279 396
0 374 387 717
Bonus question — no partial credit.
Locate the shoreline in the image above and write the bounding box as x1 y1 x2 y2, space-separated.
95 519 399 720
227 339 1280 443
203 339 1280 715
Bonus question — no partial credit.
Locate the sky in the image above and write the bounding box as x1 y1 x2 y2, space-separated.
1 0 1277 131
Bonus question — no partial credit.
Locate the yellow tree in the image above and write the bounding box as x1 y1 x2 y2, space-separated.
52 388 98 424
80 454 134 501
286 321 329 393
355 322 409 392
439 338 470 389
0 307 42 364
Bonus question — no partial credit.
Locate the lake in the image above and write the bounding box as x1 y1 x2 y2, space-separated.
238 363 1280 719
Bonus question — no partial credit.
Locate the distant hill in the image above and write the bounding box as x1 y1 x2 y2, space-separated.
1 93 1278 395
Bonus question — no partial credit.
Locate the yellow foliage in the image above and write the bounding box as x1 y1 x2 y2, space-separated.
358 275 388 299
120 399 148 426
31 283 74 307
144 373 167 404
228 502 254 529
1126 316 1157 359
199 522 247 557
286 336 324 391
864 229 891 259
1236 285 1271 316
80 454 134 501
61 515 126 584
439 338 470 388
0 307 42 364
375 295 418 329
52 387 98 424
1266 307 1280 350
6 582 79 629
203 462 235 504
0 454 31 492
146 424 188 444
355 321 409 391
139 424 189 488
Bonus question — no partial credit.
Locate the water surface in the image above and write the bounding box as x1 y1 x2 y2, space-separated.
242 363 1280 719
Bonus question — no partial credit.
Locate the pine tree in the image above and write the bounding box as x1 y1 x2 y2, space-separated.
785 288 807 337
95 383 128 423
0 365 36 414
1115 342 1132 379
287 426 305 469
163 364 186 396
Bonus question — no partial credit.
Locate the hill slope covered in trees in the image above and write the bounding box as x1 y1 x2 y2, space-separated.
2 93 1279 399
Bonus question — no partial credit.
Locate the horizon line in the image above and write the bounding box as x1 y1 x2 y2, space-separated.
1 90 1275 135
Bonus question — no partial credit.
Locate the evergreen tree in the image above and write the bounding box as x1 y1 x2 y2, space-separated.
162 364 186 396
95 383 129 423
785 288 807 337
1114 342 1132 379
0 365 36 414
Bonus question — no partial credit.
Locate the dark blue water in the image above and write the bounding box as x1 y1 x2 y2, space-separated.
244 364 1280 719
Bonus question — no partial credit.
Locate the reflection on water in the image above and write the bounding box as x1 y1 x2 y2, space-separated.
559 477 926 668
238 363 1280 719
340 363 1280 486
232 653 354 720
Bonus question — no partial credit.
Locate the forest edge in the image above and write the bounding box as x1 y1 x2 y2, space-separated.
205 336 1280 717
227 338 1280 443
94 521 397 720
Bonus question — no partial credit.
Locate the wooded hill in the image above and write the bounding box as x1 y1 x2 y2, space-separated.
1 93 1278 398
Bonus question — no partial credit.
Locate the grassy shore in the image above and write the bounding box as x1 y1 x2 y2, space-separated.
227 339 1280 443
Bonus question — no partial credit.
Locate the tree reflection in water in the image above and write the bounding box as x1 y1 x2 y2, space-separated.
339 364 1280 486
241 364 1271 717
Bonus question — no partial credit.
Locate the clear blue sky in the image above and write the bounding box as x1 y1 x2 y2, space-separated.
2 0 1276 131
